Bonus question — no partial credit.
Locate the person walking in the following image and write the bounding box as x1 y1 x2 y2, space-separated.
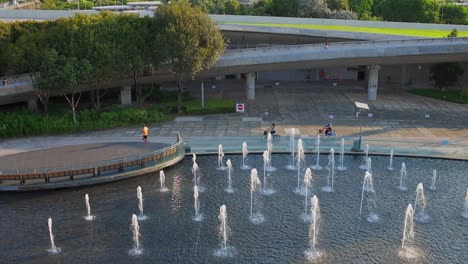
142 124 149 143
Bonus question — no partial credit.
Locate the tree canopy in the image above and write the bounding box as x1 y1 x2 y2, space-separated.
155 0 226 112
374 0 440 23
0 3 225 118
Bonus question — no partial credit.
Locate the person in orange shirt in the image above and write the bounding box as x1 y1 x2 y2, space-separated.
142 124 149 143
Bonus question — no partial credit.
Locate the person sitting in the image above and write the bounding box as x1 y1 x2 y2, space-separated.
264 123 276 136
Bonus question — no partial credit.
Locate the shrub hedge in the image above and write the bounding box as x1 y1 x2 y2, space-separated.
0 98 234 138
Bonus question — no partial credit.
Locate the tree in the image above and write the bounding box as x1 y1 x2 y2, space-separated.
429 28 465 91
116 15 156 108
0 21 12 76
34 49 63 115
430 62 464 90
298 0 331 18
349 0 373 18
60 56 92 124
271 0 298 17
375 0 440 23
441 4 468 25
252 0 272 16
326 0 349 10
155 0 226 113
224 0 240 14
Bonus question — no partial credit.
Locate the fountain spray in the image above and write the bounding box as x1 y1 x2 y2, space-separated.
360 144 369 170
322 148 335 192
337 138 347 171
401 204 415 250
399 162 408 191
136 186 147 220
47 218 61 254
463 188 468 218
414 183 429 222
303 168 312 219
360 172 374 215
262 151 270 189
429 169 437 191
387 149 394 171
359 172 378 222
219 205 229 251
267 132 273 160
242 142 249 169
159 171 168 192
288 128 296 170
226 159 233 193
312 135 322 170
305 195 321 260
129 214 143 255
193 185 202 221
250 169 261 216
296 138 305 191
84 194 95 221
218 144 225 169
192 162 200 188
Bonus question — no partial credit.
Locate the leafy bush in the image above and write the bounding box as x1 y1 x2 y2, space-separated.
460 89 468 100
328 9 358 20
0 106 166 138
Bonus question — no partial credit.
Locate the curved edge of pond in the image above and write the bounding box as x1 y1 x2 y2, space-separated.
184 136 467 161
0 155 185 192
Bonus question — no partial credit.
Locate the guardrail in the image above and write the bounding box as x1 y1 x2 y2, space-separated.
0 133 185 185
224 37 468 54
0 73 33 89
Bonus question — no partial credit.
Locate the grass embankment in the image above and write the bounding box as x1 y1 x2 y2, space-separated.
0 91 234 138
410 89 468 104
225 22 468 38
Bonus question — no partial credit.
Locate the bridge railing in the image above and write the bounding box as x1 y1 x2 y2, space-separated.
224 37 468 54
0 73 33 89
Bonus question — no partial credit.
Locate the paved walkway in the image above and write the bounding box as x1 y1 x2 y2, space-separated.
0 81 467 160
0 142 169 172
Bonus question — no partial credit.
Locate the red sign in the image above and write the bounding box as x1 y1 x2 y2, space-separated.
236 103 245 113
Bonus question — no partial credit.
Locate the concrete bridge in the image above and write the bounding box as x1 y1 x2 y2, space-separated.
1 10 468 107
2 37 467 107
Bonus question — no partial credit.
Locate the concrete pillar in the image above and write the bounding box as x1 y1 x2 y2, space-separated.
246 73 255 100
368 65 379 101
121 85 132 105
27 98 37 112
400 65 408 87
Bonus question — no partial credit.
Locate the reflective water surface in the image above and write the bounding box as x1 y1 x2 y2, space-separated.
0 154 467 263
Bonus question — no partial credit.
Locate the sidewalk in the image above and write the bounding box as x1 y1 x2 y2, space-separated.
1 81 467 159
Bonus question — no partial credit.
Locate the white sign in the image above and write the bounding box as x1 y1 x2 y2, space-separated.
355 102 370 110
367 113 373 118
236 103 245 113
328 114 335 119
424 114 430 118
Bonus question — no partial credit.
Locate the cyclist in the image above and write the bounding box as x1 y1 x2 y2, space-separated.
319 123 333 136
264 123 276 136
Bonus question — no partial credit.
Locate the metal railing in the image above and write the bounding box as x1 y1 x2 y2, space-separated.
0 133 186 184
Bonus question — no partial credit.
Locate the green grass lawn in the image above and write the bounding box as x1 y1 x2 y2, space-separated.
410 89 468 104
225 22 468 38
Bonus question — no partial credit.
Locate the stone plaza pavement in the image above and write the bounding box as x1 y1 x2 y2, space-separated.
0 81 467 160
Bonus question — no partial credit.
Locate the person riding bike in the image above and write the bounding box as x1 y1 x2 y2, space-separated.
319 123 333 136
264 123 276 136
